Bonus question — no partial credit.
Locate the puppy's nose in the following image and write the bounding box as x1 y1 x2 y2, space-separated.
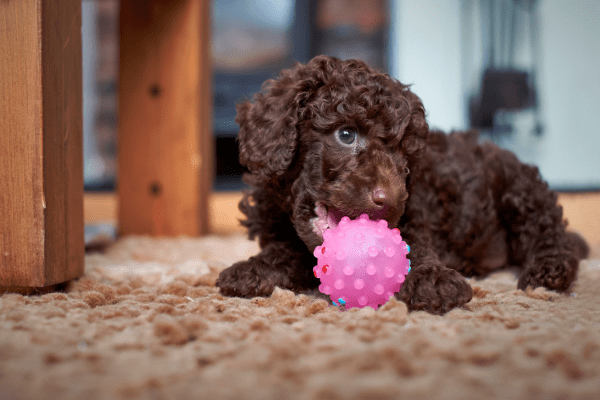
372 188 395 207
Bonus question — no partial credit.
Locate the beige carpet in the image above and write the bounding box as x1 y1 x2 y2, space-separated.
1 234 600 400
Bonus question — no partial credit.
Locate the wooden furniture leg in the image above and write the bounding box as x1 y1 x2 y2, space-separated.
0 0 84 287
118 0 213 236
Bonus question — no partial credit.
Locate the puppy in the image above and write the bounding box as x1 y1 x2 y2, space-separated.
216 56 586 315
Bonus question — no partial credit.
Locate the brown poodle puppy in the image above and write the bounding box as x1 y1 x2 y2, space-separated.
216 55 587 315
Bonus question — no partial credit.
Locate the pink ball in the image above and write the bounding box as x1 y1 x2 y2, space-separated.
313 214 411 310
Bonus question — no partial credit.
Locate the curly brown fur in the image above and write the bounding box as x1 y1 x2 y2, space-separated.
216 56 586 315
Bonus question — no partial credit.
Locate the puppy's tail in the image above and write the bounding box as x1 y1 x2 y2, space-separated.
566 231 590 260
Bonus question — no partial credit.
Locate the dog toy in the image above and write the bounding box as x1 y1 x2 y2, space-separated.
313 214 411 310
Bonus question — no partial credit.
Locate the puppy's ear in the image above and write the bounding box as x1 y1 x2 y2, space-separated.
400 89 429 159
236 65 313 183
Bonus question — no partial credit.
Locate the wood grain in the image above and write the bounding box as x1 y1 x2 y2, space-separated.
118 0 213 236
0 0 84 286
0 1 43 285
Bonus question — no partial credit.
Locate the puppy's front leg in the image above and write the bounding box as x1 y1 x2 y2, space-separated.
216 241 318 298
396 245 473 315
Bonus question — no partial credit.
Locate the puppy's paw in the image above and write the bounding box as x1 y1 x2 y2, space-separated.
517 254 578 292
397 265 473 315
216 259 278 298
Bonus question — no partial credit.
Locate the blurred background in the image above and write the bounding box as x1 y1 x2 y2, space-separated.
82 0 599 241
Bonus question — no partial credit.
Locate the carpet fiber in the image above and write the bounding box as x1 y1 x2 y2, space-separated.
1 235 600 400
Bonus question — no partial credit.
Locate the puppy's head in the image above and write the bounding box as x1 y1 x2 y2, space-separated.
236 56 428 251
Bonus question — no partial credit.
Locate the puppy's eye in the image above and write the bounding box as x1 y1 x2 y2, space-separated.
404 167 410 175
337 128 357 145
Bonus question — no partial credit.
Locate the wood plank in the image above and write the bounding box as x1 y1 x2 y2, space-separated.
0 0 84 287
118 0 213 236
85 193 119 223
85 191 600 246
208 192 246 235
558 192 600 247
84 191 246 235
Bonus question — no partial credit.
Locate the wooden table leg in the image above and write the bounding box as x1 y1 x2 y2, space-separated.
118 0 213 236
0 1 84 287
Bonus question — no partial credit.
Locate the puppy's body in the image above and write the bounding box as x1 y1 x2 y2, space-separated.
216 56 584 314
